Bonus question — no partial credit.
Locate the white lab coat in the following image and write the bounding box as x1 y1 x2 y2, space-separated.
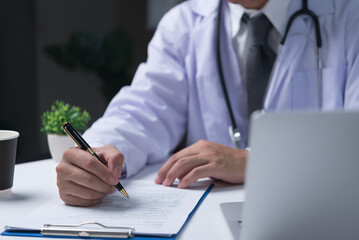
84 0 359 177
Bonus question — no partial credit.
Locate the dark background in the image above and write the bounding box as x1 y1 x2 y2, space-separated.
0 0 181 164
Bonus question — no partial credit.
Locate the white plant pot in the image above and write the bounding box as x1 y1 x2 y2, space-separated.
47 134 74 162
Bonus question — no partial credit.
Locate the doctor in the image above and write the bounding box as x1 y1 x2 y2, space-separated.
56 0 359 206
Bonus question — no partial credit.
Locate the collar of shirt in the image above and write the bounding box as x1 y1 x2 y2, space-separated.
227 0 292 94
228 0 291 39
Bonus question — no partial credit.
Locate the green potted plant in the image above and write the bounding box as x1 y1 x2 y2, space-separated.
43 27 132 103
41 100 91 162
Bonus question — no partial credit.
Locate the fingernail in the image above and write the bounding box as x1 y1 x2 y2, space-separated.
178 182 185 188
115 165 122 177
155 176 160 184
163 179 171 186
109 176 118 185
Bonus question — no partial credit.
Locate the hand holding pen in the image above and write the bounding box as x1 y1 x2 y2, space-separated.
62 121 129 199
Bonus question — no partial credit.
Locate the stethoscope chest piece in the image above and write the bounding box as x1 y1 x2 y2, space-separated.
229 126 241 148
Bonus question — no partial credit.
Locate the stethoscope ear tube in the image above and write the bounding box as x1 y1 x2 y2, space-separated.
280 0 322 109
216 0 237 133
217 0 323 147
216 0 241 147
317 47 322 109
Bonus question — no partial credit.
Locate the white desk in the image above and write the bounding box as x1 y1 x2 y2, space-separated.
0 159 245 240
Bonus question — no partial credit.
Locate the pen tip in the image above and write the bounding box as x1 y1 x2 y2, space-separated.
120 189 129 199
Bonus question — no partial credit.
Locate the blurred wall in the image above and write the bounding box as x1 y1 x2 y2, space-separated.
0 0 39 163
0 0 182 163
35 0 154 160
1 0 182 163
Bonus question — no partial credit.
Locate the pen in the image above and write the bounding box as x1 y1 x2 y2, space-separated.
62 121 129 198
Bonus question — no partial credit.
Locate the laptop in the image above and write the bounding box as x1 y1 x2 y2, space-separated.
221 111 359 240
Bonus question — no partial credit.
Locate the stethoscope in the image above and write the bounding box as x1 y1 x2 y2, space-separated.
216 0 322 148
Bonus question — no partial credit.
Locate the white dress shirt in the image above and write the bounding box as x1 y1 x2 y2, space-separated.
228 0 291 81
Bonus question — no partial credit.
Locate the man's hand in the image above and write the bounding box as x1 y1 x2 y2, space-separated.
155 140 247 188
56 145 124 207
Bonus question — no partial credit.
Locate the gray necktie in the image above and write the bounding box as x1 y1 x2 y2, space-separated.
245 14 277 116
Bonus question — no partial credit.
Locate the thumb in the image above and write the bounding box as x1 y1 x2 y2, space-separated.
95 146 124 179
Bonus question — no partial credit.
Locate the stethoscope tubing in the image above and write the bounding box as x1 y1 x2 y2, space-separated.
216 0 323 147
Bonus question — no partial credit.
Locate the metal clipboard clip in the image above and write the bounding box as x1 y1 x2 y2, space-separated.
41 222 134 238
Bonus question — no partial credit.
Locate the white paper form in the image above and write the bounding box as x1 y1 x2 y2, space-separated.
6 180 212 236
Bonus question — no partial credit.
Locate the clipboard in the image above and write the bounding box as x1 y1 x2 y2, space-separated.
2 184 214 240
4 222 134 239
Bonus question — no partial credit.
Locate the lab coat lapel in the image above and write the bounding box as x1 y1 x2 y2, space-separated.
193 1 240 146
264 0 334 110
265 17 310 109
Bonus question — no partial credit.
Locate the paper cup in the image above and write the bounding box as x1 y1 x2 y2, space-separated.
0 130 19 192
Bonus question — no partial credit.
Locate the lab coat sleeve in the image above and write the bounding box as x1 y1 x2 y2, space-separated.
83 5 192 177
344 1 359 109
